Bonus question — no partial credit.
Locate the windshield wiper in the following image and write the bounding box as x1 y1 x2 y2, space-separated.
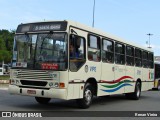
33 31 54 67
40 31 54 55
23 33 31 62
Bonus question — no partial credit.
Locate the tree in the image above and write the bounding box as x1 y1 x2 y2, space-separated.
0 29 15 63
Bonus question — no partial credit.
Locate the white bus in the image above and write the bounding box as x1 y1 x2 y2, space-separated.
153 62 160 90
9 20 154 108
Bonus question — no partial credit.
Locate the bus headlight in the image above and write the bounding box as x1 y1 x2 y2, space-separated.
54 82 59 88
49 82 65 88
49 82 59 88
49 82 54 87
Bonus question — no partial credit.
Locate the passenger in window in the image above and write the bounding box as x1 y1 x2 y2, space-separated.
70 43 79 58
69 40 79 58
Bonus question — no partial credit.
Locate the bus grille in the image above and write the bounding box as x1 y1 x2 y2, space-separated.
15 70 52 81
20 80 47 86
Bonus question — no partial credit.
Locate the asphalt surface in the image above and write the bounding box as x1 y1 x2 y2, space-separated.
0 85 160 119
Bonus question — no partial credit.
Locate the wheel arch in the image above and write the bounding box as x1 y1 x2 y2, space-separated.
85 77 98 96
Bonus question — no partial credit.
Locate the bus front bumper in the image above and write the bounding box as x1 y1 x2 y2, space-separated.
8 85 67 100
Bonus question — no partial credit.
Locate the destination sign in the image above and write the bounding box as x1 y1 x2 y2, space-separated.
16 21 67 33
33 24 61 31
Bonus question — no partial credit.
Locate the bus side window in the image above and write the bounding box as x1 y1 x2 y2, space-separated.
148 52 154 68
142 51 148 68
88 34 101 62
115 42 125 65
69 34 86 71
126 46 134 66
135 48 142 67
102 39 114 63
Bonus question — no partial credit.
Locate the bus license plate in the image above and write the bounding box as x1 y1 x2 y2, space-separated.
27 90 36 94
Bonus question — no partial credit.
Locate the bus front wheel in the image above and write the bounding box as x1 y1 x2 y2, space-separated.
35 97 51 104
76 83 93 109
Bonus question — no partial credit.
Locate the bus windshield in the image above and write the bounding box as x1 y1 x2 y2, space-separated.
12 32 68 70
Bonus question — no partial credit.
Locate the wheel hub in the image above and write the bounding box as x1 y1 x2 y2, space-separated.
84 89 92 104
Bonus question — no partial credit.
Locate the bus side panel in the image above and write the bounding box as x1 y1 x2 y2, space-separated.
67 84 74 99
98 63 114 96
67 83 84 100
112 65 125 95
148 68 154 90
125 66 135 93
68 61 101 99
134 67 142 88
141 68 149 91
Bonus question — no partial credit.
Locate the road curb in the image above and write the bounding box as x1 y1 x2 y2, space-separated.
0 80 9 84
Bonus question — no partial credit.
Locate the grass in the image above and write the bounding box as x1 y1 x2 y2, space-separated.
0 75 10 80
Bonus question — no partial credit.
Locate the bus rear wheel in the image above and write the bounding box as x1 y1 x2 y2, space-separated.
125 82 141 100
76 83 93 109
35 97 51 104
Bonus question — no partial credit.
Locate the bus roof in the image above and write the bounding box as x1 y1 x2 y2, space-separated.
17 20 153 53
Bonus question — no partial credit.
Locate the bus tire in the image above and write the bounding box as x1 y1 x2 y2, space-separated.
35 97 51 104
76 83 93 109
125 82 141 100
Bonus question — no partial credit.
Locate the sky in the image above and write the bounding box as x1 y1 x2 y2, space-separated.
0 0 160 56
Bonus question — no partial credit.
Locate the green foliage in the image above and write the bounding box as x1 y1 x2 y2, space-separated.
0 29 15 63
0 50 11 62
0 75 10 80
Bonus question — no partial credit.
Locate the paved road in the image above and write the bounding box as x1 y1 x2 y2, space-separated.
0 85 160 119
